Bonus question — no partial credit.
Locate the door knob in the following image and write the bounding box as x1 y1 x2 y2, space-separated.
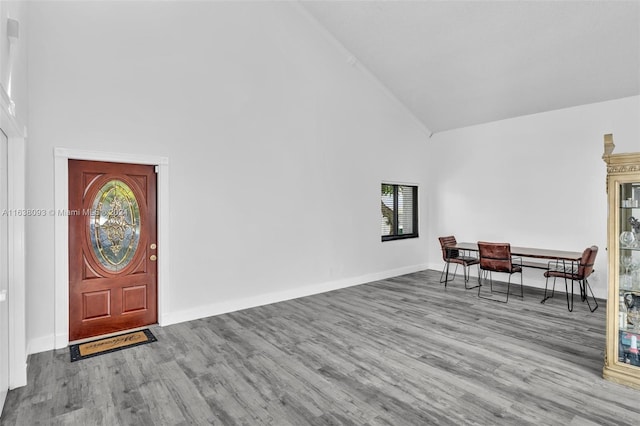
150 255 157 261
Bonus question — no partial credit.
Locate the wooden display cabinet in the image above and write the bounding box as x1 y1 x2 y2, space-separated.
602 133 640 390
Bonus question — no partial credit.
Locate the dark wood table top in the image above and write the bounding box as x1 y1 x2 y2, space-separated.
449 242 583 261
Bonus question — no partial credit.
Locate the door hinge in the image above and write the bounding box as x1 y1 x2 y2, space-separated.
154 165 159 174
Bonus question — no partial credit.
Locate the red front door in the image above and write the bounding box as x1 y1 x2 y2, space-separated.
68 160 157 341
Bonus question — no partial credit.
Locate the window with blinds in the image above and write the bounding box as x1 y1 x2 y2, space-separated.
381 184 418 241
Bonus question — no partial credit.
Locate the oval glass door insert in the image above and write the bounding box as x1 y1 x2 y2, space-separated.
90 180 141 272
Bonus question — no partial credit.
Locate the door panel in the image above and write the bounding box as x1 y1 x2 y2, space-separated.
69 160 157 341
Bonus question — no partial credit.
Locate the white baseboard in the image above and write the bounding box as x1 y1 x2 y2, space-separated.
27 263 605 355
27 263 430 354
9 362 27 389
161 263 429 326
26 334 56 356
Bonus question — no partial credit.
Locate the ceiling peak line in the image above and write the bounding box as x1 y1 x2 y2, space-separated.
291 2 433 139
300 1 639 133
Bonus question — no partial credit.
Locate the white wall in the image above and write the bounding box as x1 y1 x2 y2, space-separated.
26 2 431 352
427 96 640 299
0 0 27 122
1 0 28 389
24 1 639 352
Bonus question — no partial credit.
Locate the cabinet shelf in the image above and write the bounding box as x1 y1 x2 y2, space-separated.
619 330 640 367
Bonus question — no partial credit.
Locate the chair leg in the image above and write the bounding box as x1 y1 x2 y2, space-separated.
579 281 587 302
507 271 524 301
564 277 574 312
478 270 513 303
541 276 557 304
464 264 480 290
518 269 523 299
502 271 524 302
505 274 511 303
582 278 599 312
441 262 480 290
478 269 485 297
440 262 459 286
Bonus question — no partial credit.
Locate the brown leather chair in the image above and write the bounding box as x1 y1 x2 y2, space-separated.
438 236 480 289
542 246 598 312
477 241 523 302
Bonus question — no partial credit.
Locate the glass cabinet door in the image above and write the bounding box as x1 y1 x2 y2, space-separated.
602 136 640 389
618 182 640 366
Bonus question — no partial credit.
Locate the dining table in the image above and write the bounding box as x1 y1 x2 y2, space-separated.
443 242 584 303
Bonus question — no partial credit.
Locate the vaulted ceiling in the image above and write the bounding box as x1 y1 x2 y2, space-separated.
301 1 640 133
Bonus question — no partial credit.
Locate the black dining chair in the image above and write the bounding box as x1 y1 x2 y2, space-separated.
542 245 598 312
477 241 523 303
438 236 480 289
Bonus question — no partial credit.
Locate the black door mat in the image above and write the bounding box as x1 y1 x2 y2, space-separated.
70 329 157 362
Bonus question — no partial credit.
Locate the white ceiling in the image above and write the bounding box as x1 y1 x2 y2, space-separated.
301 1 640 133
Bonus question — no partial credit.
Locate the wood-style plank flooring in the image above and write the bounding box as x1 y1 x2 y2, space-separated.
2 269 639 425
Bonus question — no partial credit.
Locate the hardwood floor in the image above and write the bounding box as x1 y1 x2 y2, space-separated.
2 269 639 425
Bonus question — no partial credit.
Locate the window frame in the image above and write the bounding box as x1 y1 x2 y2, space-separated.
381 183 419 242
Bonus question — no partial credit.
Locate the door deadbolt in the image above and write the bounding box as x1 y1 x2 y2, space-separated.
150 243 157 250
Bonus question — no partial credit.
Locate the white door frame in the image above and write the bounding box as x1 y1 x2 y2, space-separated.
0 87 26 390
53 148 169 349
1 129 9 411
